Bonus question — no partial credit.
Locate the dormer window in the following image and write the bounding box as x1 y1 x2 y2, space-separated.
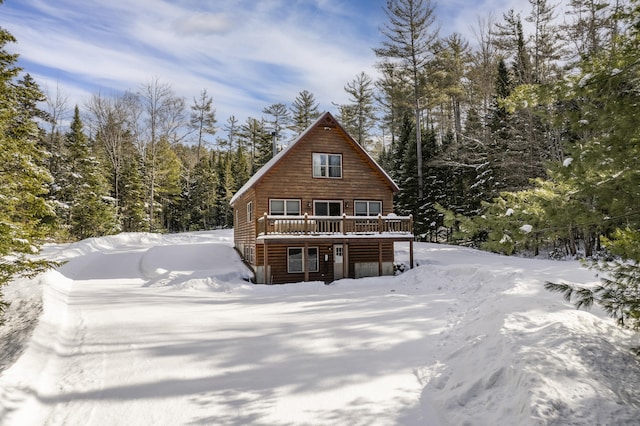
313 153 342 178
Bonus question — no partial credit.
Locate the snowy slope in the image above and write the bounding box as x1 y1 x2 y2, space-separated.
0 230 639 425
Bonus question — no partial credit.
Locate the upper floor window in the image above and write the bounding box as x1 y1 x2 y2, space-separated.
270 199 301 216
354 201 382 216
313 153 342 178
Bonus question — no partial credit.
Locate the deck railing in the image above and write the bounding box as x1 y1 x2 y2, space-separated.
256 213 413 237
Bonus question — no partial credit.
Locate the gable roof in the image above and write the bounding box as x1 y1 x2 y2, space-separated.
230 112 398 205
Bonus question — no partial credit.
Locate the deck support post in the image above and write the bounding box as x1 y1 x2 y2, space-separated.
409 239 414 269
378 240 383 276
304 241 309 282
343 239 348 279
263 240 270 284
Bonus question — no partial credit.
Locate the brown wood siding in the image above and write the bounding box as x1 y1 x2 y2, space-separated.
232 189 257 265
258 242 334 284
257 239 394 284
253 125 394 218
346 241 394 278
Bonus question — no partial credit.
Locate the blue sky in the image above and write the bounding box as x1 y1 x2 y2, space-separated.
3 0 542 129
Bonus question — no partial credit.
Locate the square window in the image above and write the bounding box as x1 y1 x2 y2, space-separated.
270 200 284 215
312 153 342 178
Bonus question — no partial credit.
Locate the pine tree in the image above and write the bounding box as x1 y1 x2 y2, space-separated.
262 103 291 148
239 117 273 172
119 149 148 232
486 59 514 193
526 0 564 84
154 138 182 231
0 13 55 319
290 90 320 135
374 0 439 199
231 146 251 192
189 154 219 230
214 152 235 227
222 115 239 152
430 33 471 143
64 106 118 240
375 61 413 147
188 89 216 160
336 72 377 149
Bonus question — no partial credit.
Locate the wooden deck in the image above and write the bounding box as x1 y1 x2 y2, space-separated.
256 213 413 237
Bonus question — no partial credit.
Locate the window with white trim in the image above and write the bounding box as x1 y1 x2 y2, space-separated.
354 201 382 216
269 199 301 216
247 201 253 222
287 247 319 273
312 153 342 178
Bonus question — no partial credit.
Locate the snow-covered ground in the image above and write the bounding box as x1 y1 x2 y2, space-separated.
1 229 639 425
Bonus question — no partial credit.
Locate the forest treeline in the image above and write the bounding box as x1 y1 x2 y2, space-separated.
3 0 640 327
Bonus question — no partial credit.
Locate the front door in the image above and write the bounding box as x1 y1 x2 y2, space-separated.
314 200 342 216
315 201 343 233
333 244 344 280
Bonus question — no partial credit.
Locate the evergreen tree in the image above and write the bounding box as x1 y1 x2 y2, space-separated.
154 138 182 231
231 145 251 192
375 61 413 147
0 13 55 319
239 117 273 172
486 59 514 193
289 90 320 134
222 115 239 152
87 91 140 218
430 33 471 143
214 152 235 227
138 78 186 231
118 149 148 232
189 154 219 230
375 0 439 199
562 0 621 60
526 0 564 84
188 89 216 160
337 72 377 149
391 113 434 237
64 106 118 240
262 103 291 148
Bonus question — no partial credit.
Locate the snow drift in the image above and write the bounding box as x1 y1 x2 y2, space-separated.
0 229 639 425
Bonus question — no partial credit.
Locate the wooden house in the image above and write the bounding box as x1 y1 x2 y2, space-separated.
230 112 414 284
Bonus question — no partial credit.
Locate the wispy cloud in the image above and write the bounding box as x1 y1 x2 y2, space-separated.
4 0 386 126
3 0 571 131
